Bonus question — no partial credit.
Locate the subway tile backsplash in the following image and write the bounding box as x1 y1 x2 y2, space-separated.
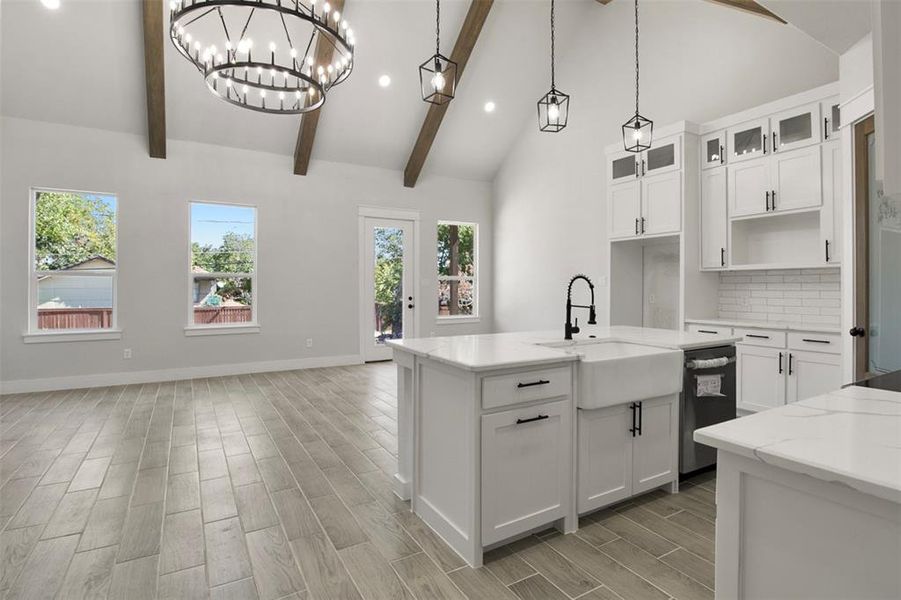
718 268 841 327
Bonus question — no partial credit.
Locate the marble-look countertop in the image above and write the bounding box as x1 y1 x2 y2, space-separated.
387 326 740 372
684 317 842 335
695 385 901 504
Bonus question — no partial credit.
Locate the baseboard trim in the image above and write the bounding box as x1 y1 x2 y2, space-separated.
0 354 365 394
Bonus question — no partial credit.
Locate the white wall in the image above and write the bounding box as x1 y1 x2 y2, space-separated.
0 117 493 391
493 1 839 332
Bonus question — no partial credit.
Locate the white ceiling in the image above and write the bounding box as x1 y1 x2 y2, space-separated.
760 0 871 54
1 0 842 182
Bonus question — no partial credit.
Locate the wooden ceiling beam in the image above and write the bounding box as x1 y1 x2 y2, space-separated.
403 0 494 188
293 0 346 176
142 0 167 159
595 0 785 24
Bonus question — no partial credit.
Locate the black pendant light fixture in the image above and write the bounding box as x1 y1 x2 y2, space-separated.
622 0 652 152
537 0 569 132
419 0 457 105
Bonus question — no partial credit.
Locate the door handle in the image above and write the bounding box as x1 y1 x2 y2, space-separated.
763 134 767 154
746 334 770 339
772 131 777 151
641 217 646 234
788 353 794 376
802 338 830 344
721 247 725 267
849 326 866 337
629 403 637 437
766 190 771 211
636 401 643 436
720 145 724 164
635 161 640 178
516 379 550 389
825 240 830 262
641 159 646 176
515 414 549 425
635 218 639 235
824 117 829 139
778 352 783 374
407 304 414 309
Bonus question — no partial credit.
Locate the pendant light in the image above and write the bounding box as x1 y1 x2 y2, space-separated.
419 0 456 105
537 0 569 132
621 0 652 152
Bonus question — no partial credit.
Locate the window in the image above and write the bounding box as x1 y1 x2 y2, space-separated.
189 202 256 328
437 222 477 319
30 189 118 333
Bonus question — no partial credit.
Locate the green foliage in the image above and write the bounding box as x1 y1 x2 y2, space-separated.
437 224 474 276
373 228 404 337
192 232 255 304
34 192 116 271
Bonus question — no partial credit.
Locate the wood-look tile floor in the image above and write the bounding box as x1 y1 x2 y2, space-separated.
0 363 718 600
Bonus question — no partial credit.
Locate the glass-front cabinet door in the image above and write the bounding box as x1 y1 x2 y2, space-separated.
643 136 681 176
728 118 769 164
609 151 639 184
770 102 821 153
821 96 841 140
701 130 726 170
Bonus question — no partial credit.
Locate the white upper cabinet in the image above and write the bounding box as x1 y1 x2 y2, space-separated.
701 130 727 170
608 181 643 239
701 167 728 269
728 159 771 217
771 145 823 212
770 102 821 154
641 172 682 236
821 96 841 141
728 118 769 164
643 138 681 176
609 151 639 184
821 140 842 264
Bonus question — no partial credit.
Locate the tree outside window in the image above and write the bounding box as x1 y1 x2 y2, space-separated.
438 222 477 318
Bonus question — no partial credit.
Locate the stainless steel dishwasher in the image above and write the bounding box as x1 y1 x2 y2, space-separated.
680 345 736 475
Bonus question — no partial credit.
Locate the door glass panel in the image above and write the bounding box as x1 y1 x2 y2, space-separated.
373 226 405 345
706 138 722 164
867 133 901 373
612 155 637 180
647 144 675 171
778 113 812 147
733 126 762 156
831 104 841 132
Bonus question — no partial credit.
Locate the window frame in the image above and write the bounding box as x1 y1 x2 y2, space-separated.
185 200 259 335
436 220 479 322
26 187 121 341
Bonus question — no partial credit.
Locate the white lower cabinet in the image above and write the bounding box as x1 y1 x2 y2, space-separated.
577 395 677 515
787 350 842 404
481 398 571 545
737 345 786 412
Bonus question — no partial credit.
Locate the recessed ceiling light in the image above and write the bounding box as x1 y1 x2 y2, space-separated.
378 75 391 88
484 101 496 113
41 0 61 9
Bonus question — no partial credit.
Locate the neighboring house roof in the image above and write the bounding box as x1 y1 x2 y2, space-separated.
62 255 116 270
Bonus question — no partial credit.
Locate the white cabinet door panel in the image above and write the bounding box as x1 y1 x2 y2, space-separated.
701 167 728 269
737 345 786 412
641 172 682 235
728 118 770 164
821 140 842 264
770 102 821 154
771 146 822 212
632 396 677 495
609 181 642 239
643 137 681 176
577 405 632 514
482 399 570 545
701 130 727 170
729 160 770 217
787 351 842 404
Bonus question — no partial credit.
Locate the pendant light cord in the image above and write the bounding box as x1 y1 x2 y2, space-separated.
436 0 441 56
634 0 639 116
550 0 556 89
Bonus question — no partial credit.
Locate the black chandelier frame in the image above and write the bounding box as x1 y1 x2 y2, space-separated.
170 0 355 115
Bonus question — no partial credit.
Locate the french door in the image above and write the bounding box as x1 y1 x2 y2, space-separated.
361 216 415 362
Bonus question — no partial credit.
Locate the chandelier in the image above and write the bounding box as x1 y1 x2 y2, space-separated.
419 0 456 105
169 0 356 115
537 0 569 132
621 0 652 152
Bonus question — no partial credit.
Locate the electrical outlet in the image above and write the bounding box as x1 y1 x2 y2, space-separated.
123 349 132 359
305 338 313 348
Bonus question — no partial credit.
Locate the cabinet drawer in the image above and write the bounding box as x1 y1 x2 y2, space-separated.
482 366 572 410
734 327 786 348
788 332 841 354
687 323 733 336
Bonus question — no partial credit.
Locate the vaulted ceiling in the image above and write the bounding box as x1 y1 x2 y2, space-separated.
1 0 847 183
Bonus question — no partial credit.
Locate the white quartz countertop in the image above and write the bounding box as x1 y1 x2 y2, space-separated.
387 326 740 371
684 317 842 335
695 385 901 504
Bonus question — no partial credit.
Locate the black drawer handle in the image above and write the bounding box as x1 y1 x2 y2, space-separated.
516 414 549 425
802 338 830 344
517 380 550 389
698 329 718 334
746 334 770 339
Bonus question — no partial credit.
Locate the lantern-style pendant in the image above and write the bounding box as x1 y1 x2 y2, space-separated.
538 88 570 133
419 53 457 105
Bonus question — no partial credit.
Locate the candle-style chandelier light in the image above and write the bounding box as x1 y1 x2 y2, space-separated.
169 0 356 115
537 0 569 132
621 0 652 152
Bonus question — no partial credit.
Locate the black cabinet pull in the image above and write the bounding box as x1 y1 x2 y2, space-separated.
802 338 830 344
698 329 718 334
721 247 725 267
766 191 771 211
516 414 549 425
641 217 646 234
641 159 646 176
771 190 776 210
636 401 643 436
746 334 770 339
629 403 637 437
825 240 831 262
824 117 829 139
788 353 794 376
517 380 550 389
635 218 639 235
720 145 724 164
763 134 767 154
772 131 777 151
635 161 640 178
778 352 783 374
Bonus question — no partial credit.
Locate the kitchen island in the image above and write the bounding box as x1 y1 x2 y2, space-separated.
695 385 901 599
388 325 739 566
